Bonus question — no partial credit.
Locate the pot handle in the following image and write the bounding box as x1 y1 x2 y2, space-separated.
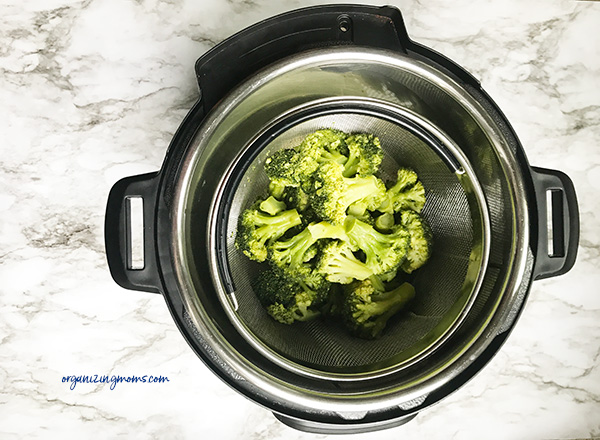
531 167 579 280
105 172 162 293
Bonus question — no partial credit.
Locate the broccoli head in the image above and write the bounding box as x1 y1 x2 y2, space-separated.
341 279 415 339
343 133 383 177
378 168 426 214
399 209 433 273
297 129 349 160
292 129 349 189
316 240 374 284
264 148 301 188
235 206 302 262
345 217 410 275
308 162 386 225
253 268 329 324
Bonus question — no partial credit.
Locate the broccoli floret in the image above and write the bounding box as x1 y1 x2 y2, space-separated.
341 279 415 339
266 302 320 324
259 195 287 215
378 168 426 214
281 186 309 212
264 148 301 188
268 227 316 274
293 129 349 190
345 217 410 274
268 221 347 277
297 129 349 161
253 268 329 324
308 162 386 225
316 240 374 284
235 206 302 262
343 133 383 177
264 130 350 193
399 210 433 273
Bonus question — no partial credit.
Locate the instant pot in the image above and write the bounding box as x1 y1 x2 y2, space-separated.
105 5 579 434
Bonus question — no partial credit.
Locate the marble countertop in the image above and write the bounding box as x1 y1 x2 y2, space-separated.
1 0 599 438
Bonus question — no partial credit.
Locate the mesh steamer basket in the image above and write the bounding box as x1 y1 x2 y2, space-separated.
105 5 579 434
210 97 491 379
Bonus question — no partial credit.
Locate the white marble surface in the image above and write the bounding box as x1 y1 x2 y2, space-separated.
1 0 599 438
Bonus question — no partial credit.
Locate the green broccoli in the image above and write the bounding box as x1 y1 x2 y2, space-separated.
259 195 287 215
399 209 433 273
264 148 301 188
308 162 386 225
238 129 431 335
343 133 383 177
375 212 395 231
253 268 329 324
320 283 345 317
268 221 348 278
378 168 426 214
316 240 374 284
376 269 398 283
269 181 287 199
281 185 310 212
341 278 415 339
296 129 349 162
293 129 349 190
235 206 302 262
347 202 376 225
345 217 410 275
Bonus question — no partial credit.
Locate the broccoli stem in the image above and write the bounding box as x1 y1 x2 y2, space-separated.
269 181 287 199
318 150 347 165
325 251 373 282
307 221 348 241
260 196 287 215
254 210 302 244
368 274 386 292
342 156 359 178
270 228 317 270
360 284 414 318
375 212 394 231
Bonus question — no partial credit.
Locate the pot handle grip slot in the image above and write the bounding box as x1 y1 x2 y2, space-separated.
531 167 579 280
105 172 162 293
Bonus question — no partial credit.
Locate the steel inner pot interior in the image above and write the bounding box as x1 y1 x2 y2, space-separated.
171 47 529 406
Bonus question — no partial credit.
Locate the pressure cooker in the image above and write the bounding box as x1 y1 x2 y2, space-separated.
105 5 579 434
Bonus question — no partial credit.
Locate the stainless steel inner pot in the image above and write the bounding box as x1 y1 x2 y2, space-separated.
171 47 530 414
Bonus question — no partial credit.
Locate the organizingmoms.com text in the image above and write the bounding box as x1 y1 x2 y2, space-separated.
62 374 170 390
